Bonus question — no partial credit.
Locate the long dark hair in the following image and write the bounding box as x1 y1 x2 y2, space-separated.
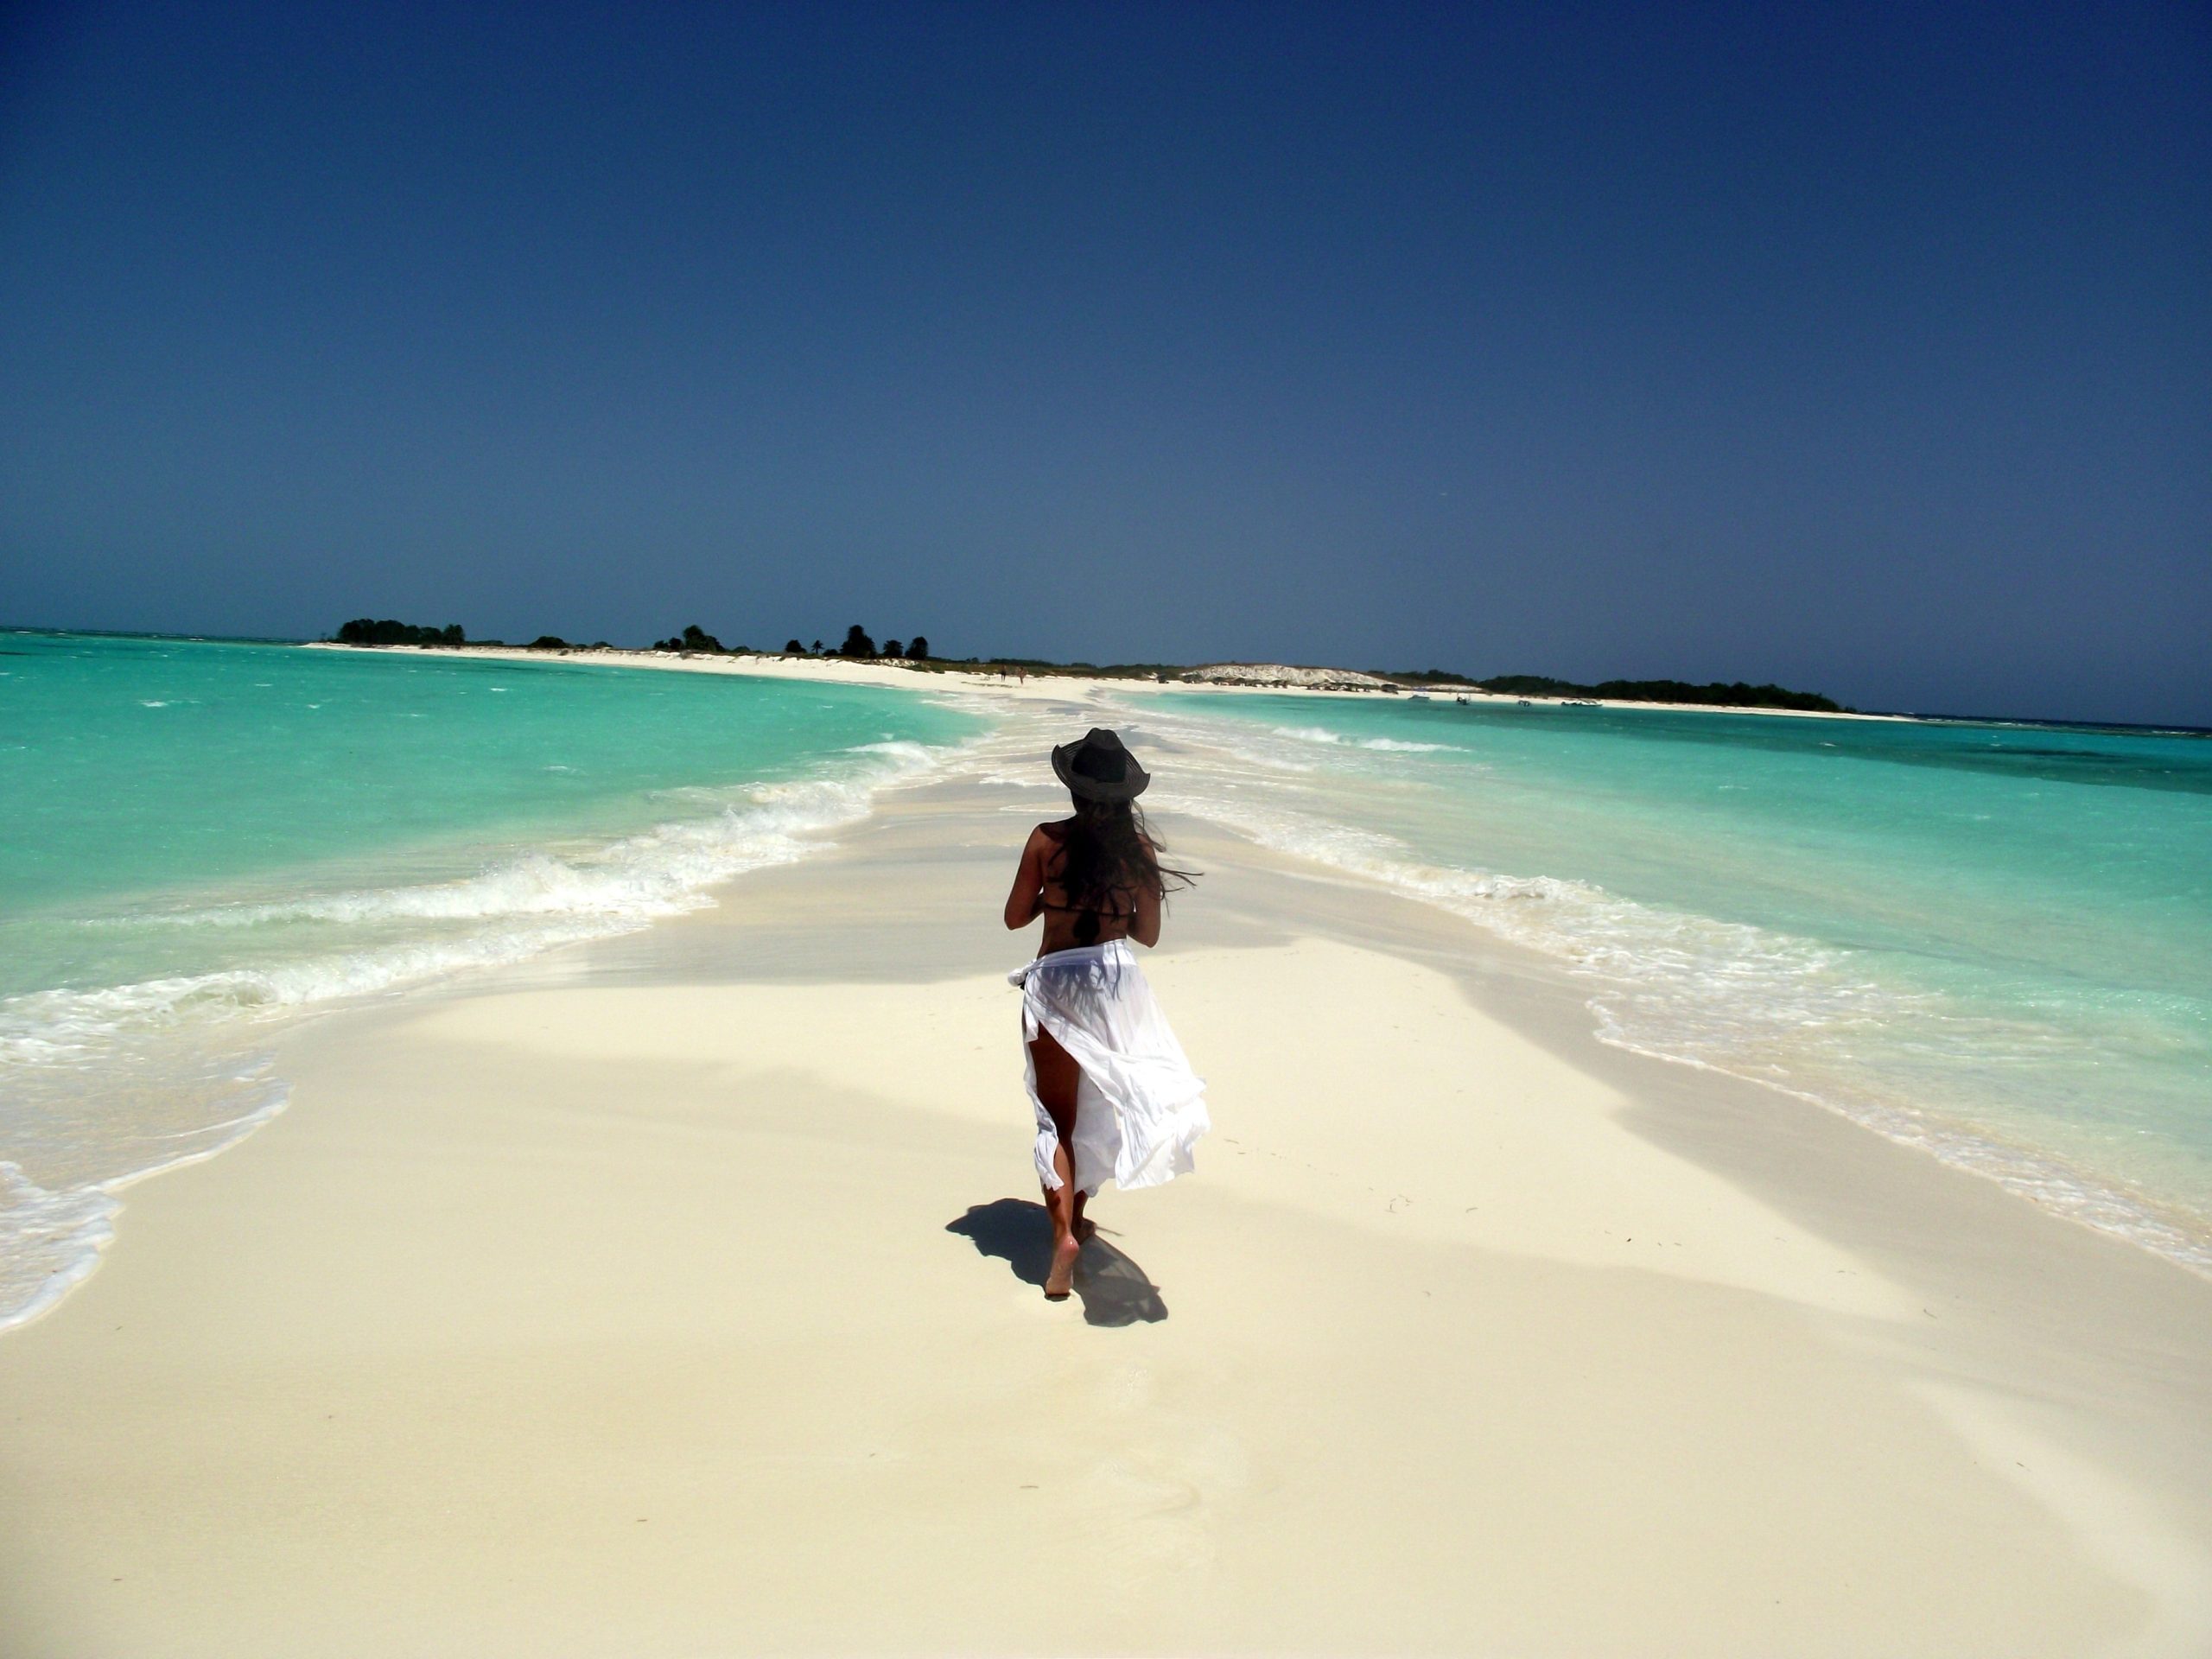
1055 797 1199 943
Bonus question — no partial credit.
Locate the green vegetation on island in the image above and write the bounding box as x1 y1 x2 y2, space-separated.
1472 674 1847 713
652 624 738 653
335 618 466 646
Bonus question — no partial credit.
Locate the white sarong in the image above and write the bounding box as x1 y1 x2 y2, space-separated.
1009 939 1209 1196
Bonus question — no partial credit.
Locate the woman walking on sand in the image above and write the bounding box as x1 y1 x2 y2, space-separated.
1004 728 1209 1300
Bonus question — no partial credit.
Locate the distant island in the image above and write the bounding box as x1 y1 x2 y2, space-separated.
325 619 1848 714
334 619 467 647
1453 674 1846 714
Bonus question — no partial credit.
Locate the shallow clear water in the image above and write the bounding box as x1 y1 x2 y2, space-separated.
1122 690 2212 1269
0 632 982 1327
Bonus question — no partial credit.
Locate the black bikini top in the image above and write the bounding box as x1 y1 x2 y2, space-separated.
1040 890 1134 945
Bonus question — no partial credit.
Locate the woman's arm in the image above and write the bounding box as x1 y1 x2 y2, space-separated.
1130 880 1163 948
1003 826 1049 931
1129 832 1165 946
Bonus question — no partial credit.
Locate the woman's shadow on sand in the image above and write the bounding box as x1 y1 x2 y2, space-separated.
944 1199 1168 1326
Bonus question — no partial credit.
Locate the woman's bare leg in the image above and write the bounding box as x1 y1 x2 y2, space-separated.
1028 1029 1086 1298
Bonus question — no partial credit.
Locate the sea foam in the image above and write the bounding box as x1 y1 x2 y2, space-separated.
1273 724 1452 753
1130 695 2212 1275
0 734 963 1332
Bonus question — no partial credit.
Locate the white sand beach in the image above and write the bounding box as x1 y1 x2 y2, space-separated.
12 0 2204 1645
3 685 2209 1656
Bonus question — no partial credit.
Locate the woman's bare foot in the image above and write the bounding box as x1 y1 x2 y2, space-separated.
1044 1234 1082 1300
1075 1217 1097 1243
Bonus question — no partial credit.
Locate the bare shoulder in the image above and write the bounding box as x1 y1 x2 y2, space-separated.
1035 818 1074 842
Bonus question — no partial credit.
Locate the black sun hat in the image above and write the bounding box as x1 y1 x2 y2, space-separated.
1051 728 1151 802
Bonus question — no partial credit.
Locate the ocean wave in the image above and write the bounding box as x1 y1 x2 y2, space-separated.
0 1163 119 1334
1 919 623 1067
1271 725 1452 753
11 738 951 1055
0 1074 288 1335
0 732 963 1329
1168 783 1879 1028
1134 699 2212 1275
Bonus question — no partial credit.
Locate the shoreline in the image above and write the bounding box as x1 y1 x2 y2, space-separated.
10 642 2199 1338
302 639 1916 721
3 715 2209 1651
10 642 2199 1343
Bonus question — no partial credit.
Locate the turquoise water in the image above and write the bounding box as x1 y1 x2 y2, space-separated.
10 637 2207 1316
1128 691 2212 1268
0 632 981 1327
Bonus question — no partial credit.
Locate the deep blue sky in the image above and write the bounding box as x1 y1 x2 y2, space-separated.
3 3 2206 722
